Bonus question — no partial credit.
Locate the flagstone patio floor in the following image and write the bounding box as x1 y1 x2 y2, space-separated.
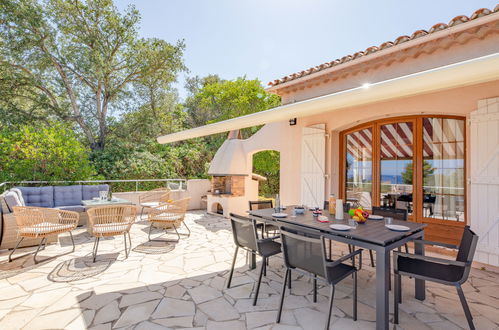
0 211 498 330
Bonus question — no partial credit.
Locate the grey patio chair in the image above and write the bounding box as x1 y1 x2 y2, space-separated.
227 213 281 306
277 226 362 329
393 225 478 330
249 200 278 237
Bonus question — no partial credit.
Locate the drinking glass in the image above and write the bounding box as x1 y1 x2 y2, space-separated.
99 191 108 201
385 217 393 226
348 219 358 228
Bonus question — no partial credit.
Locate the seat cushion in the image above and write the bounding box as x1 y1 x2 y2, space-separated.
82 185 109 200
54 185 83 207
397 256 464 283
326 263 356 285
16 186 54 208
141 202 160 208
55 205 85 213
19 222 74 235
258 240 281 257
4 191 23 212
92 223 129 234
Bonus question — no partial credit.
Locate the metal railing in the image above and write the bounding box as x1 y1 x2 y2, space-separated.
0 179 187 193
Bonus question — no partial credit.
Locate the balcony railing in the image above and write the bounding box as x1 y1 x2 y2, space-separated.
0 179 187 193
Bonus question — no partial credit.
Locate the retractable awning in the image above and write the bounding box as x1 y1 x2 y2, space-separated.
157 53 499 144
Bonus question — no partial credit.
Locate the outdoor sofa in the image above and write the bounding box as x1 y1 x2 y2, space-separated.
0 184 109 249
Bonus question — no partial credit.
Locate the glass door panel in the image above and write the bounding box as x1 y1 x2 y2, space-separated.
422 118 465 221
345 127 372 209
379 122 414 214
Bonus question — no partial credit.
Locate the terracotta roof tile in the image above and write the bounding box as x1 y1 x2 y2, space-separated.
268 6 499 87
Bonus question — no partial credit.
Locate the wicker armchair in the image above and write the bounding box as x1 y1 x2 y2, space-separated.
87 205 136 262
138 188 171 218
9 206 79 264
147 197 191 242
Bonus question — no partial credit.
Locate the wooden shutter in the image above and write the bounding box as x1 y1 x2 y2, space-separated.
470 97 499 267
301 124 326 208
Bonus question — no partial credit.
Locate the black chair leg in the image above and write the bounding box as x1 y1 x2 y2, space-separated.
326 285 335 330
123 233 129 259
394 273 400 324
456 284 475 330
263 257 267 277
183 221 191 237
288 268 292 289
69 231 75 252
8 237 25 262
313 275 317 303
397 273 402 303
404 243 409 253
148 223 154 241
277 268 289 323
227 246 238 288
353 271 357 321
253 256 265 306
33 237 47 264
369 249 375 267
172 224 180 242
92 237 100 263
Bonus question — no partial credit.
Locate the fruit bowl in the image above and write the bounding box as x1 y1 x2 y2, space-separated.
348 207 369 224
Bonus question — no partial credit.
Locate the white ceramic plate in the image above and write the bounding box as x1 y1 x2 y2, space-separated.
385 224 410 232
368 215 384 220
272 213 288 218
330 224 351 231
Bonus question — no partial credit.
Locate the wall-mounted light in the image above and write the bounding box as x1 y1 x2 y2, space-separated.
289 118 297 126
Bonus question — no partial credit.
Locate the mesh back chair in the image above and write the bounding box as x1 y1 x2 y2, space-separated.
228 213 281 306
147 197 191 242
87 205 136 262
9 206 79 264
394 226 478 329
277 226 362 329
139 188 171 218
362 207 408 267
248 200 278 237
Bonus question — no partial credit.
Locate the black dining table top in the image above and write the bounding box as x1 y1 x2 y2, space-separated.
249 207 426 246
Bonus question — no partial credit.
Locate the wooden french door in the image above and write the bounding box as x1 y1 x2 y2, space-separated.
339 116 466 245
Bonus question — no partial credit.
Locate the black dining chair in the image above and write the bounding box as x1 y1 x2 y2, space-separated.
227 213 281 306
277 226 362 329
249 200 278 237
393 226 478 330
365 207 408 267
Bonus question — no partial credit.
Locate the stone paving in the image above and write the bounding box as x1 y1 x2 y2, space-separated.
0 211 498 330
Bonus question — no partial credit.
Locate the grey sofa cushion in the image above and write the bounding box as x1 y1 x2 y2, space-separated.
54 185 83 207
16 186 54 208
10 188 25 206
82 184 109 201
4 191 23 212
55 205 86 213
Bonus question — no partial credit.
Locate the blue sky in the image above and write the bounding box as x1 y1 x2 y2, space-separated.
116 0 498 99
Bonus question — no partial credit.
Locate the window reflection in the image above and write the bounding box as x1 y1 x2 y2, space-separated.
379 122 414 214
345 127 372 209
422 118 465 221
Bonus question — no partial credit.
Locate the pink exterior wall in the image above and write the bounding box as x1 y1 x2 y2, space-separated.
269 80 499 222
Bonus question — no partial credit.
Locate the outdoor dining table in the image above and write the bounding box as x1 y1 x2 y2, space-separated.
248 207 427 330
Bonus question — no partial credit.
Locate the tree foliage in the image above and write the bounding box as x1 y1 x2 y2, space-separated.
0 0 185 149
0 123 97 182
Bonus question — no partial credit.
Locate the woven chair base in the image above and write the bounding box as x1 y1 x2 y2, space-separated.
9 231 75 264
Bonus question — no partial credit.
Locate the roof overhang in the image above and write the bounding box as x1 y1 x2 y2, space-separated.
158 53 499 144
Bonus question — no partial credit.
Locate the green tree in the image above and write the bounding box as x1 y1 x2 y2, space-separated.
0 123 97 182
253 150 280 197
0 0 185 150
401 160 435 185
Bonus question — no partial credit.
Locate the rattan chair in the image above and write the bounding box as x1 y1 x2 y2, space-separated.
9 206 79 264
139 188 171 218
147 197 191 242
87 205 136 262
394 226 478 329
